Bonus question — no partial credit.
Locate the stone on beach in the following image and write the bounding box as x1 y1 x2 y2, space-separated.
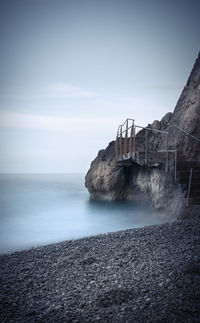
0 219 200 322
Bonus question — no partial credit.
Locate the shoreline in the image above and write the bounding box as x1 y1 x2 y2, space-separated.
0 216 174 256
1 218 200 322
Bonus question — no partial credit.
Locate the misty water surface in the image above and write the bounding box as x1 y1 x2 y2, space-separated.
0 174 171 254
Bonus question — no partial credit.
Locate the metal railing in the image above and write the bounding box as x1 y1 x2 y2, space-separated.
115 118 171 173
115 119 200 180
173 124 200 143
115 119 200 207
173 125 200 207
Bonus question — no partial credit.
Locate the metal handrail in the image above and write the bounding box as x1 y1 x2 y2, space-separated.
115 118 175 175
118 124 168 136
118 125 133 136
135 124 168 135
119 118 135 127
173 124 200 143
118 121 200 141
117 118 135 133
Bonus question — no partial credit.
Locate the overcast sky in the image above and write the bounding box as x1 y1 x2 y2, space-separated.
0 0 199 173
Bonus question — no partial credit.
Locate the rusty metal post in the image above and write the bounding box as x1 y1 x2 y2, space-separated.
115 129 119 161
133 126 136 159
124 120 128 158
120 126 123 160
145 130 148 164
129 121 134 158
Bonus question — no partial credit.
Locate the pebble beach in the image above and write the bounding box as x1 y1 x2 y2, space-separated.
1 218 200 322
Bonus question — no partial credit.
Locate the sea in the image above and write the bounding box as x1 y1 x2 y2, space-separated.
0 174 171 254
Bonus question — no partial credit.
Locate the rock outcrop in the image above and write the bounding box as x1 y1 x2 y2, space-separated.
145 52 200 158
85 52 200 213
85 141 127 200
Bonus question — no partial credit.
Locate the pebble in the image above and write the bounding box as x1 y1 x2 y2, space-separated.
0 218 200 322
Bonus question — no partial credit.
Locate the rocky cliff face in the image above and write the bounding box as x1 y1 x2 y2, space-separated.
85 141 127 200
168 53 200 159
85 52 200 213
145 52 200 158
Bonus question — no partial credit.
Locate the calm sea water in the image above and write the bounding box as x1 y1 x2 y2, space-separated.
0 174 170 254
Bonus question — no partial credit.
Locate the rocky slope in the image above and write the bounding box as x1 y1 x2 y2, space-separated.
85 52 200 212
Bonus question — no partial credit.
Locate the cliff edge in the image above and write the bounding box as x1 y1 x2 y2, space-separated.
85 52 200 213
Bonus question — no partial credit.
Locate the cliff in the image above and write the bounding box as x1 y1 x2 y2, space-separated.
85 52 200 214
145 52 200 157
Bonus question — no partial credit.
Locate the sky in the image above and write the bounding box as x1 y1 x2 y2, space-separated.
0 0 199 173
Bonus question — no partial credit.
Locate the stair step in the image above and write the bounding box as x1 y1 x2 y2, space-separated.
146 155 175 159
182 191 200 197
182 184 200 189
178 175 200 180
177 161 200 170
178 167 200 171
179 179 200 184
187 191 200 197
181 184 200 191
178 171 200 177
189 198 200 205
177 169 200 173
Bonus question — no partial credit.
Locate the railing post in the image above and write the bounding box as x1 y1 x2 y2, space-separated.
166 133 169 172
133 126 136 159
115 129 119 161
187 168 193 207
129 120 134 159
124 119 128 158
120 126 123 160
145 130 148 164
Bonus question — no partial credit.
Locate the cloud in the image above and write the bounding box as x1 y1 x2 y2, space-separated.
0 83 97 100
0 110 117 133
46 83 97 98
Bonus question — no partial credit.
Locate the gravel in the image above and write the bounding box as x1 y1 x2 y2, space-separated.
1 219 200 322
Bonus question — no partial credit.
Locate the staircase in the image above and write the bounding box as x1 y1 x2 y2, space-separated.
116 118 200 207
177 161 200 206
117 135 175 169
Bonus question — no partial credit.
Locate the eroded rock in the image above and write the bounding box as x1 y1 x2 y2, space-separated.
85 52 200 212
